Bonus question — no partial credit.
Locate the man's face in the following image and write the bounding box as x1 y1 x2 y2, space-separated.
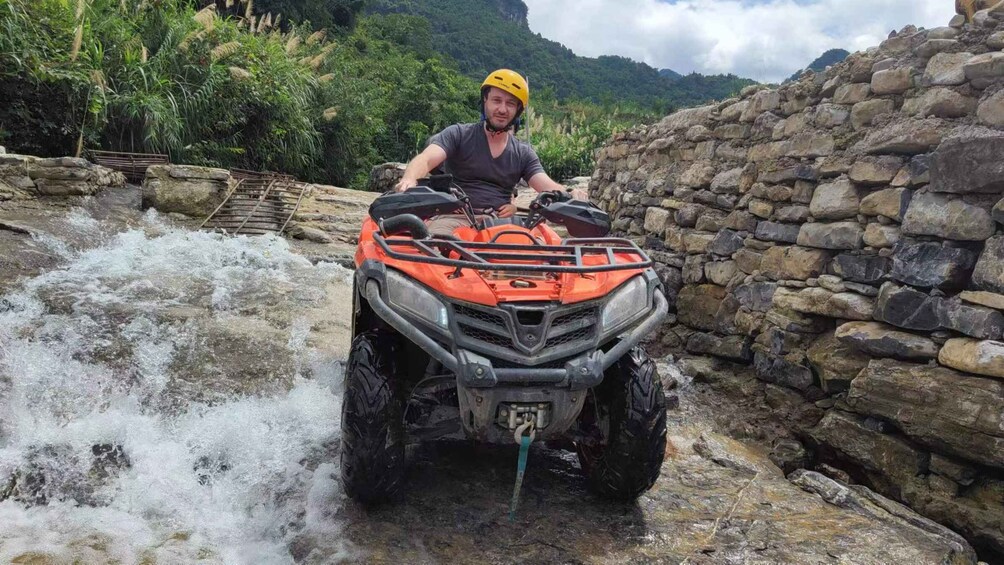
484 87 521 130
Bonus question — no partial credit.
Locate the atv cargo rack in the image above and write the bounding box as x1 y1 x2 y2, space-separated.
373 233 652 274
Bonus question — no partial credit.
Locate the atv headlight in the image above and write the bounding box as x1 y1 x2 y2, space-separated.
600 276 649 333
385 269 449 329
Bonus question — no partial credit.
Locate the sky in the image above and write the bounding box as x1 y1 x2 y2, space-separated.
521 0 957 83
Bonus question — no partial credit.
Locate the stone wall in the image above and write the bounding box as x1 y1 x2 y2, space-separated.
591 15 1004 558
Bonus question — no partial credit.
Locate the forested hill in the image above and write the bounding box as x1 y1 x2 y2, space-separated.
367 0 756 109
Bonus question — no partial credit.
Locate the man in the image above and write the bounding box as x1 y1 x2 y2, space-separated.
395 68 589 235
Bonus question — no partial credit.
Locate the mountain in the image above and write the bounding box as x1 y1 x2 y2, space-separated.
367 0 756 109
787 48 850 82
659 68 683 81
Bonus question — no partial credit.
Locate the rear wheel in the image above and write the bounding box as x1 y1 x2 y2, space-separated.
576 346 667 501
340 331 407 504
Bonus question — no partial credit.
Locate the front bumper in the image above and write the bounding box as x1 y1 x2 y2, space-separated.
361 275 668 391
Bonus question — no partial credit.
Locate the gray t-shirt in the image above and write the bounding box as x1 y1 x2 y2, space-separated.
428 123 544 210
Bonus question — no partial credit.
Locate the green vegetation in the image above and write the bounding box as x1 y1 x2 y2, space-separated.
0 0 756 188
368 0 755 109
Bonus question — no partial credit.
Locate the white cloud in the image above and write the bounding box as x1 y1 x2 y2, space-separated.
522 0 957 82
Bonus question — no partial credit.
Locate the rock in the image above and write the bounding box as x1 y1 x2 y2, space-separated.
790 469 978 564
809 178 861 220
797 222 864 250
871 68 915 95
901 193 995 241
807 333 871 392
757 164 818 184
705 260 738 286
773 286 874 320
847 358 1004 469
676 284 727 331
686 332 753 362
811 410 929 485
643 207 671 236
864 224 901 248
856 119 944 155
926 26 959 40
755 221 801 243
929 136 1004 194
287 225 333 243
165 165 230 181
902 88 976 118
929 454 977 485
977 88 1004 127
851 99 897 130
889 241 978 290
754 351 816 390
874 282 942 331
849 157 904 186
989 31 1004 50
679 162 717 188
735 248 764 274
710 167 744 194
770 438 809 475
972 236 1004 293
816 274 846 293
784 133 835 158
939 338 1004 379
963 52 1004 83
735 282 778 312
723 210 759 232
915 39 960 60
683 231 716 254
686 125 712 142
832 254 891 284
683 254 707 284
834 83 872 104
959 290 1004 310
142 165 229 217
835 321 940 360
674 203 704 228
775 205 810 223
708 229 745 256
810 103 850 128
860 188 911 221
937 297 1004 340
760 246 831 280
741 90 782 122
923 52 972 86
748 199 774 219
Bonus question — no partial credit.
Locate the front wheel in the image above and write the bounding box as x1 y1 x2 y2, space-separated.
340 331 406 504
576 346 667 501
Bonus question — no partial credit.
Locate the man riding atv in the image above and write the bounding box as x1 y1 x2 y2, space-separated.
341 69 671 506
394 69 589 234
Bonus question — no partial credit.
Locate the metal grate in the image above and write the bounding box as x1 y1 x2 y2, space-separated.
544 327 593 348
200 175 308 236
459 325 513 348
89 150 169 183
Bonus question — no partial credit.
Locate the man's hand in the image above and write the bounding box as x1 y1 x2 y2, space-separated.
394 177 417 192
496 203 517 218
568 188 589 201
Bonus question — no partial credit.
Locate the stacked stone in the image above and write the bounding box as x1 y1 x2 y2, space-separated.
367 162 406 193
592 14 1004 557
0 155 125 200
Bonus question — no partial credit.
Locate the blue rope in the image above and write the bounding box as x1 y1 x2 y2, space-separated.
508 434 532 522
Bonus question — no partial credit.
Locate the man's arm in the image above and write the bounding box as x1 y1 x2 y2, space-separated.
395 144 448 192
527 172 588 201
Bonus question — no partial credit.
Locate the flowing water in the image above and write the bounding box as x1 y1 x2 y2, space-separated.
0 209 356 563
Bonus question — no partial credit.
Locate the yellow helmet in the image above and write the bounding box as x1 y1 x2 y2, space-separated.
480 69 529 109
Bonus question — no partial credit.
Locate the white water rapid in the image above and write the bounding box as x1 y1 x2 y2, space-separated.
0 209 356 563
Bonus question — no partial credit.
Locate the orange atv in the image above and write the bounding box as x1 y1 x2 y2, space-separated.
341 175 670 504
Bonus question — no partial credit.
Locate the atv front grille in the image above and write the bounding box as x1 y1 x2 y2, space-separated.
451 301 599 361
